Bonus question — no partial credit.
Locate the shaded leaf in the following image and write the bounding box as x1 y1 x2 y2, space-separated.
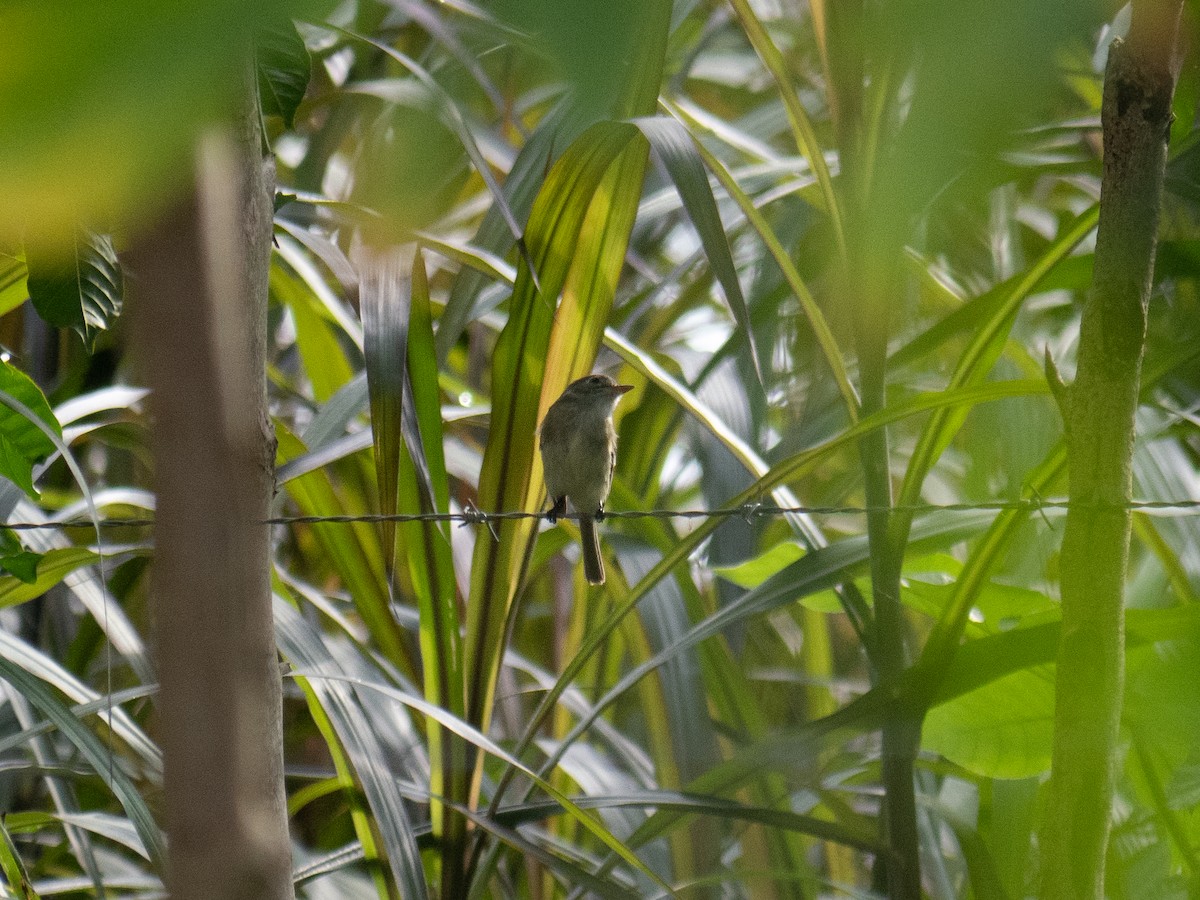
0 550 39 584
25 231 122 350
274 597 429 900
256 21 310 129
0 814 35 900
0 654 166 874
634 117 765 394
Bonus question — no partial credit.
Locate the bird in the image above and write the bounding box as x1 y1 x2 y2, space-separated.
538 373 633 585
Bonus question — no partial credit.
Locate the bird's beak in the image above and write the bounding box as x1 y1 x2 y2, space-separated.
613 384 634 395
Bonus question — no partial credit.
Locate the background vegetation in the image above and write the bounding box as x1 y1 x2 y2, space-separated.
0 0 1198 898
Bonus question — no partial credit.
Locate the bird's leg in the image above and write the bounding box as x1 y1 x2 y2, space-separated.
594 503 605 522
546 496 566 524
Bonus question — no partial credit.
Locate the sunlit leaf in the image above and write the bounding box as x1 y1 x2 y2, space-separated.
713 542 804 589
923 669 1055 778
0 362 61 498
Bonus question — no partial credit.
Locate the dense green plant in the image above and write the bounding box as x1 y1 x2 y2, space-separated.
1 1 1198 898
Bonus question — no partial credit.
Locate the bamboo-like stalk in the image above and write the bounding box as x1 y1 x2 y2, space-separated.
1040 2 1183 897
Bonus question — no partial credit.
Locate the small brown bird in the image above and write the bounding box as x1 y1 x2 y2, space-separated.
538 374 633 584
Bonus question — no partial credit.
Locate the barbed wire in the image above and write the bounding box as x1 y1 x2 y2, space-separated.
5 498 1200 531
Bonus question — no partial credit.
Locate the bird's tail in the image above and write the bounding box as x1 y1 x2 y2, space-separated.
580 516 605 585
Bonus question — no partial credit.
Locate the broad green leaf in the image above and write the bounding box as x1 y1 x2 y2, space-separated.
924 604 1200 781
358 248 412 570
713 542 804 589
0 548 101 607
256 21 310 129
387 247 467 848
908 446 1067 709
923 669 1055 779
933 605 1200 708
0 550 39 585
905 579 1056 635
272 261 354 403
0 361 62 498
25 231 122 350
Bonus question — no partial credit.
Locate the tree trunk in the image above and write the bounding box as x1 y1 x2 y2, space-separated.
1040 3 1182 897
131 76 294 900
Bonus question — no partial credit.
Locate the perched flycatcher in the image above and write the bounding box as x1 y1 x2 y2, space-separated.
538 374 633 585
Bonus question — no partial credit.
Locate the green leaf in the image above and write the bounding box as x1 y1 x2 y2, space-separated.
434 103 573 361
25 231 122 350
0 551 39 584
713 542 804 588
491 790 880 853
0 814 35 900
256 22 310 129
894 205 1098 515
0 361 62 498
0 547 101 608
2 0 316 249
634 117 765 393
0 250 28 317
725 0 845 258
271 260 354 404
301 668 676 897
0 655 166 874
464 119 643 733
275 425 404 666
923 669 1055 779
274 597 429 900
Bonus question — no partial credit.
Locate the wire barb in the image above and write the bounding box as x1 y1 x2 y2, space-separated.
461 500 499 542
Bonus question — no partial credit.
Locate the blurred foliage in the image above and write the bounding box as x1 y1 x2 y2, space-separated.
0 0 1199 897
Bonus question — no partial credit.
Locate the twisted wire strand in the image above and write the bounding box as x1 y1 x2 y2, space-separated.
6 497 1198 531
